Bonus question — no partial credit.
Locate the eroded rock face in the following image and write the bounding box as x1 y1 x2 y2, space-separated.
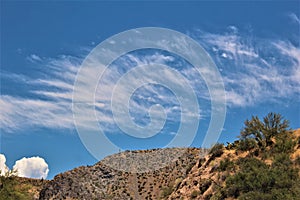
36 129 300 199
39 148 201 200
39 164 122 200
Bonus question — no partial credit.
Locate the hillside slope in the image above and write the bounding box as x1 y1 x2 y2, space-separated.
39 148 203 200
1 119 299 200
0 176 48 200
169 128 300 199
38 129 300 200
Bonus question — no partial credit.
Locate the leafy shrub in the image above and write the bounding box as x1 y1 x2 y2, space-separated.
236 138 257 151
238 191 273 200
199 179 211 194
272 153 292 168
209 143 224 159
0 176 33 200
160 185 173 198
240 113 290 149
190 190 199 199
222 157 299 199
272 132 296 154
224 160 271 197
218 158 234 172
185 163 194 175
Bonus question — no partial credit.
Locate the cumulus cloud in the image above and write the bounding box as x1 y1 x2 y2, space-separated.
0 154 49 179
0 154 9 175
13 156 49 179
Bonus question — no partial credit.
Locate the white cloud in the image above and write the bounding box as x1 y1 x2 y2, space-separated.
27 54 42 62
288 12 300 25
0 95 74 132
197 30 259 63
1 25 299 134
221 53 228 58
195 27 300 107
93 52 201 135
13 156 49 179
0 154 9 175
0 56 80 132
0 154 49 179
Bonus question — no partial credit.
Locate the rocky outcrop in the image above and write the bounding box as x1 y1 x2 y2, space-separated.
38 129 300 199
39 148 202 200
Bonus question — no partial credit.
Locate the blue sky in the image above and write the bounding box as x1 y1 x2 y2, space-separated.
1 1 299 179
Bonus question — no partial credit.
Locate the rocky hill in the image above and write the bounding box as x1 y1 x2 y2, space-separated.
39 148 204 200
36 128 300 200
0 175 48 200
169 128 300 199
1 113 300 200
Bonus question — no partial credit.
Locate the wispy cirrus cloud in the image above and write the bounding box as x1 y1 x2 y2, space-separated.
92 51 204 136
1 25 299 134
1 51 201 134
0 95 73 132
0 56 79 132
26 54 42 62
288 12 300 25
195 27 300 107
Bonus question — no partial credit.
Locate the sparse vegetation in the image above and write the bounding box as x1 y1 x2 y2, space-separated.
160 185 173 198
241 112 290 149
199 179 211 194
209 143 224 159
190 190 199 198
0 175 45 200
220 156 300 199
272 131 296 154
218 158 234 172
236 138 257 152
2 113 299 200
211 113 300 200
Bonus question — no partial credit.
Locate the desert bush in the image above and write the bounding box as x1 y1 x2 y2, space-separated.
218 158 234 172
240 113 290 149
222 156 299 199
209 143 224 159
238 191 273 200
160 185 173 198
272 132 296 154
236 138 257 151
272 153 292 168
190 190 199 199
185 163 194 175
199 179 211 194
0 176 33 200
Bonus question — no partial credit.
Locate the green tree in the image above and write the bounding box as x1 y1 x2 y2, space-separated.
240 112 290 148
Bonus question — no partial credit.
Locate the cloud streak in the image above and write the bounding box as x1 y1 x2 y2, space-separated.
1 26 299 134
195 27 300 107
289 12 300 25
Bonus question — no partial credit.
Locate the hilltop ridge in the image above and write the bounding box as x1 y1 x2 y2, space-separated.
40 128 300 199
1 113 299 200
